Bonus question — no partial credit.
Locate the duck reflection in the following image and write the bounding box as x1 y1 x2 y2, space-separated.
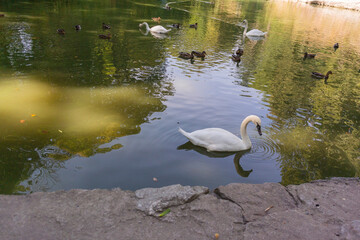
177 142 253 177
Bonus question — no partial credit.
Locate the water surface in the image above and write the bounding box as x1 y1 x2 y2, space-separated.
0 0 359 194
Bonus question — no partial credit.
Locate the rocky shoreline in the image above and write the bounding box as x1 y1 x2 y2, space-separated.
0 177 359 240
285 0 360 11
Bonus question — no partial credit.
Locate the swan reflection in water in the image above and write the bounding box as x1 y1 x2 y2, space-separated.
177 142 253 178
139 28 169 39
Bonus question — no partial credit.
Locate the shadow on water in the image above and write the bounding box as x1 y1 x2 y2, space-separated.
177 141 253 178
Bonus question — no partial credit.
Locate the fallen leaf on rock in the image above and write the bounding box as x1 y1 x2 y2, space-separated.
158 208 170 217
265 206 273 212
215 233 219 239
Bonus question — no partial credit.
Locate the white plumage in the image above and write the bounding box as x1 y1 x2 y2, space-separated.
179 115 262 152
241 19 267 37
139 22 171 34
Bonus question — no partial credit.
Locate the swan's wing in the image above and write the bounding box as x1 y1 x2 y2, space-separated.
150 25 171 33
246 29 266 37
186 128 242 147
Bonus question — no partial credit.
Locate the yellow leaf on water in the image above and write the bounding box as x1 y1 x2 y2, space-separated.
31 114 36 117
58 129 63 133
20 120 25 123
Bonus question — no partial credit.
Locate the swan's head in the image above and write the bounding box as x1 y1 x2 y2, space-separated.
241 19 248 27
249 115 262 136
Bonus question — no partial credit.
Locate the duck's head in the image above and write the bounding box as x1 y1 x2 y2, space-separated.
202 51 207 55
326 71 333 76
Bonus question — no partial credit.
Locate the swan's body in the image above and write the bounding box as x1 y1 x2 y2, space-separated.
241 20 267 37
179 115 262 152
139 22 171 34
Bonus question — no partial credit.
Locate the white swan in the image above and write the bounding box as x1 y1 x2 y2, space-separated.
179 115 262 152
241 19 267 37
139 22 171 34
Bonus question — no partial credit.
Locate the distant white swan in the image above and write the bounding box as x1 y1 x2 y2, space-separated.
179 115 262 152
139 22 171 34
241 19 267 37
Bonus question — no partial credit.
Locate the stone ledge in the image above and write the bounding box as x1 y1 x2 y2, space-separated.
0 178 359 240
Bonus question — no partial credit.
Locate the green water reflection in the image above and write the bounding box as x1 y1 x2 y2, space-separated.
0 0 359 194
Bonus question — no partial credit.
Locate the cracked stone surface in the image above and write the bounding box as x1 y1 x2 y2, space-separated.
135 184 209 216
215 182 297 222
0 178 359 240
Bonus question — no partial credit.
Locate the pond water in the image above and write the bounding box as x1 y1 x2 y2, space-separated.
0 0 359 194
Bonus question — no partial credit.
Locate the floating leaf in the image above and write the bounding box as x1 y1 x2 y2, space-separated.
31 114 36 117
20 120 25 123
158 208 170 217
58 129 63 133
153 177 158 182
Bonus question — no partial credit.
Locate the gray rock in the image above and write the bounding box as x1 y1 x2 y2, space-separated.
287 178 360 222
340 220 360 240
0 178 359 240
135 184 209 216
244 209 338 240
136 194 246 240
215 182 296 221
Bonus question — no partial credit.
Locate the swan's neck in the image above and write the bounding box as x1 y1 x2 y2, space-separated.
243 23 248 35
240 116 253 148
143 22 150 31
